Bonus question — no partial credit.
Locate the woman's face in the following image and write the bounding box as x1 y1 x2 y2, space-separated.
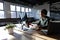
41 13 45 17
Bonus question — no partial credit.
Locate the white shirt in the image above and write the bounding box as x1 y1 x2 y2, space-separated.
39 17 48 27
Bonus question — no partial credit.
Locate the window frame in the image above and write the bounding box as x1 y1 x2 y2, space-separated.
0 2 5 19
10 4 32 18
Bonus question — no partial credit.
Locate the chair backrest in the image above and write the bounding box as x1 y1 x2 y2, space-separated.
47 21 60 35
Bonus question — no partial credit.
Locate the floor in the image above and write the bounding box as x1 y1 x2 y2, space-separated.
0 24 60 40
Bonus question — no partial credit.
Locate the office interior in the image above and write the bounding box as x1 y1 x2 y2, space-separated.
0 0 60 40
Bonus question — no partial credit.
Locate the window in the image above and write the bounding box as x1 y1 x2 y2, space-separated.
25 8 32 17
0 2 5 19
25 8 28 12
0 2 3 10
16 6 20 11
10 5 16 18
17 12 21 18
10 5 32 18
10 5 15 11
0 11 4 18
29 8 31 12
21 7 24 12
11 12 16 18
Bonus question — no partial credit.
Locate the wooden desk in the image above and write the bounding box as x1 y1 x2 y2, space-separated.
15 28 57 40
0 24 57 40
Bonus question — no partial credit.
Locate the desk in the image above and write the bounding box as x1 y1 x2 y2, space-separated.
0 26 23 40
0 24 56 40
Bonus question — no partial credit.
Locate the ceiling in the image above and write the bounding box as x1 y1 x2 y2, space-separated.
50 0 60 5
4 0 49 6
4 0 60 7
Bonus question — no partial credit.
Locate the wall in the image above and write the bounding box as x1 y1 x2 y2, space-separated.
50 2 60 20
0 0 3 2
4 2 11 18
31 3 50 19
1 1 50 19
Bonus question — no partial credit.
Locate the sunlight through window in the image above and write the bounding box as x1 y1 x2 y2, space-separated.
26 8 28 12
10 5 15 11
16 6 20 11
21 7 24 12
11 12 16 18
0 11 4 18
29 8 31 12
0 2 3 10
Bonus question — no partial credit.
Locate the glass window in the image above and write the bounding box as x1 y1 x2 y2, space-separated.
21 7 24 12
29 8 31 12
17 12 21 18
10 5 15 11
0 2 3 10
11 12 16 18
0 11 4 18
26 8 28 12
16 6 20 11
